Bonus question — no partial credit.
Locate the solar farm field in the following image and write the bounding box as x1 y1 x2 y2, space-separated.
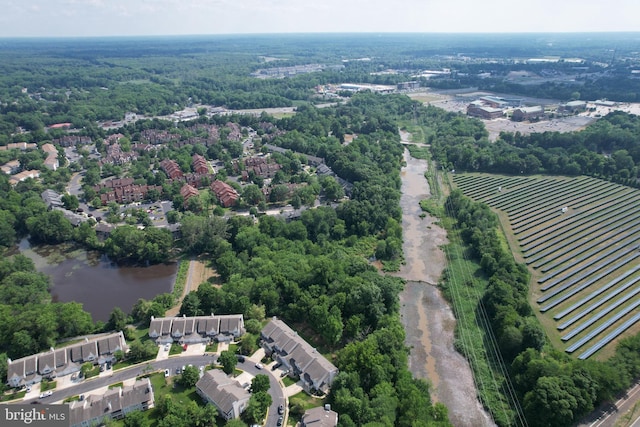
453 173 640 360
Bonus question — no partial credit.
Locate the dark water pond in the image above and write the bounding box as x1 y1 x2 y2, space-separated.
18 239 177 322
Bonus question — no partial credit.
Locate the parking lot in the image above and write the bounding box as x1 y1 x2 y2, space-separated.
410 89 640 141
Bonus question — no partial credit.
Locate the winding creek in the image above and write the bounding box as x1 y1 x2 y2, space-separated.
395 147 495 427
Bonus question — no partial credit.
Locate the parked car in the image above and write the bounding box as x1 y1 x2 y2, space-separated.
164 344 170 351
164 369 170 378
280 370 289 378
271 362 282 371
277 416 283 426
255 362 263 370
39 391 52 398
236 355 245 363
278 404 284 415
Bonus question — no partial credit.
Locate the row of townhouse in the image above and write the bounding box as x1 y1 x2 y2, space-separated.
195 370 250 420
0 142 37 151
7 332 127 388
196 368 339 424
42 143 59 171
9 169 40 186
210 180 239 207
180 184 199 207
140 130 180 145
99 183 163 205
101 142 139 165
192 154 209 175
260 318 338 394
160 159 183 179
194 318 340 422
53 135 92 147
148 314 245 344
69 378 154 427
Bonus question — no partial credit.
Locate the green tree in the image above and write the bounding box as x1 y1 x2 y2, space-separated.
80 362 94 378
107 307 128 332
242 391 272 425
26 210 74 244
218 350 237 374
242 184 265 206
179 292 201 317
123 410 151 427
61 193 80 211
321 176 345 201
180 365 200 388
251 374 270 394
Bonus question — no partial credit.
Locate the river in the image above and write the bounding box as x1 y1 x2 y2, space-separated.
395 147 495 427
18 239 177 322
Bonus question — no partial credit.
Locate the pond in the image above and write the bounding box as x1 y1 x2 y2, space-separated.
18 238 177 322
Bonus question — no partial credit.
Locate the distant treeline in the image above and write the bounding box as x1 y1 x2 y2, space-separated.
432 110 640 186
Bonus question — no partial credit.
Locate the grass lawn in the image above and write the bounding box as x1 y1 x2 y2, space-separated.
133 372 205 425
439 226 515 427
0 389 26 402
169 343 184 355
40 379 56 392
84 366 100 379
281 376 297 387
205 342 218 353
287 392 326 425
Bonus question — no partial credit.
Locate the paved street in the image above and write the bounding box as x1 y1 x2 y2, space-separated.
20 350 290 427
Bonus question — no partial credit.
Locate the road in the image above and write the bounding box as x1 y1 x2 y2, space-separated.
577 381 640 427
26 354 287 427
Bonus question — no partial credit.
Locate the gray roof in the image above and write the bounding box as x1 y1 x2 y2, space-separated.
196 370 250 416
515 106 544 114
302 407 339 427
41 189 64 208
69 379 153 427
261 318 338 390
149 315 245 341
7 333 126 385
97 334 124 355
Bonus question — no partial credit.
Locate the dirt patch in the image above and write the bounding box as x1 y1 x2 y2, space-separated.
165 259 214 317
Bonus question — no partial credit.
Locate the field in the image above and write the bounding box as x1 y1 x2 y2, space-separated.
453 173 640 360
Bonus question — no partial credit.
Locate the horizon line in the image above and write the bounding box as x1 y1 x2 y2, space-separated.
1 30 639 40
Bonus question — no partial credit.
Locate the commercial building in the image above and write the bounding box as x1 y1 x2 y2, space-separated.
511 106 544 122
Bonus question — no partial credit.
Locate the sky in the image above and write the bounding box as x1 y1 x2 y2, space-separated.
0 0 638 38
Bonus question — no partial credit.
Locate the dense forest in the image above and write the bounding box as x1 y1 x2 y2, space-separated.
430 108 640 186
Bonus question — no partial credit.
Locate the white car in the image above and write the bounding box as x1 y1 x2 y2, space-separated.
164 344 170 351
164 369 170 378
255 363 263 370
39 391 52 398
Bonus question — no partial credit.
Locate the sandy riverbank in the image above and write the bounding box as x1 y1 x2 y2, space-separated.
395 147 495 427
